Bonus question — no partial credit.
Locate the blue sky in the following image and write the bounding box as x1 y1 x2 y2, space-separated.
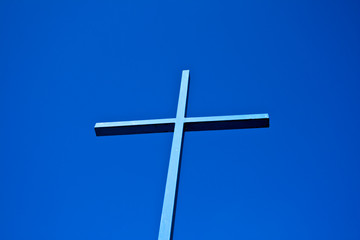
1 0 360 239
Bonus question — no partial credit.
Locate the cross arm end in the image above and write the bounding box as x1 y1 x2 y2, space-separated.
94 118 176 136
184 113 269 132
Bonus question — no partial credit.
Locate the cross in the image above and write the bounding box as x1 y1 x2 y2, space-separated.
94 70 270 240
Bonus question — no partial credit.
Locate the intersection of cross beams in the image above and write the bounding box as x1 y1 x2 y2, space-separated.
94 70 270 240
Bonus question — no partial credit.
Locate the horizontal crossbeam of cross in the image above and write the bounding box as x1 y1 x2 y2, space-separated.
95 113 269 136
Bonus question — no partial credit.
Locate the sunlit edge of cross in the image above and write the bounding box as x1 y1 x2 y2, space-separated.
94 70 269 240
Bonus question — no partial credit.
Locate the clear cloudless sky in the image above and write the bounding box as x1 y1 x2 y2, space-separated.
1 0 360 239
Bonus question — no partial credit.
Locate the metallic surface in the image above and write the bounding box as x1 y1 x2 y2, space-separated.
185 113 269 131
94 70 270 240
158 70 189 240
95 118 175 136
95 114 269 136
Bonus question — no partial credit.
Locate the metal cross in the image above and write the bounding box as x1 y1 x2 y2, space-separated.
94 70 269 240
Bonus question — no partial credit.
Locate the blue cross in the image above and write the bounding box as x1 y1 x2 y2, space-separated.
95 70 270 240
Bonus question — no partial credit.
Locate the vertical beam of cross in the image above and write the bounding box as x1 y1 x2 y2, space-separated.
158 70 189 240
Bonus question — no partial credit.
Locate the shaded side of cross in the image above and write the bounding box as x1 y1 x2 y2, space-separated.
94 70 269 240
